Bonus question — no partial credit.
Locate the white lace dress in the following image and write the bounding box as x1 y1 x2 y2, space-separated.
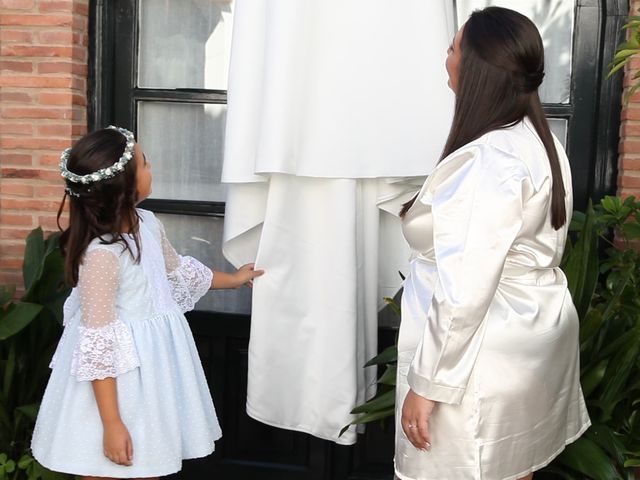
31 209 222 478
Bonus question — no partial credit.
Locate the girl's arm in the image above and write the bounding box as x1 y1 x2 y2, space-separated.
211 263 264 289
74 247 139 465
92 378 133 466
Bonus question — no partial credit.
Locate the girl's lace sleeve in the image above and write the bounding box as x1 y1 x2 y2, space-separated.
70 248 139 381
158 221 213 313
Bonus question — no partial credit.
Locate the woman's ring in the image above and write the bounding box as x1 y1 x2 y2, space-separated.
408 424 416 429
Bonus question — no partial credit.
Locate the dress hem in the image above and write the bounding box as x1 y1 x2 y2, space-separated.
33 443 217 479
393 419 591 480
246 405 356 446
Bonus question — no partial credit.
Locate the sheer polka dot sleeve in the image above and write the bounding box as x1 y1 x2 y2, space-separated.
157 220 213 313
70 247 139 381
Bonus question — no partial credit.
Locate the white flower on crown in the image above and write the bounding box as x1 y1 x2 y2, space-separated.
59 126 136 186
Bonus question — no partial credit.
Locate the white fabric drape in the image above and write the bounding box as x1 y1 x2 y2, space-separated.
222 0 455 444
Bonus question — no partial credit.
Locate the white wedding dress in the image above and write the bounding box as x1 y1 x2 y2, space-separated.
222 0 456 444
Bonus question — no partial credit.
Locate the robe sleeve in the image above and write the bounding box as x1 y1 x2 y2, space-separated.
71 247 139 381
408 145 529 405
157 220 213 313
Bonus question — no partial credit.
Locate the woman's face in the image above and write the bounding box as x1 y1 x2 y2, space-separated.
446 26 463 93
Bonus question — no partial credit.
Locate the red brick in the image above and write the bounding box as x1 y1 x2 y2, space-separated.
0 243 26 257
0 214 33 226
2 135 72 149
38 214 65 230
0 272 23 287
0 30 33 43
0 0 35 8
0 258 24 270
0 60 33 73
0 228 35 240
37 30 73 44
1 168 61 181
37 1 72 12
37 91 85 106
0 198 61 211
37 154 65 167
36 123 71 136
1 107 73 119
73 2 88 16
620 139 640 154
0 123 33 135
35 185 64 198
0 14 73 27
1 45 74 58
0 184 34 197
620 174 640 188
0 76 73 88
0 153 33 165
621 157 640 170
0 91 33 102
37 61 87 75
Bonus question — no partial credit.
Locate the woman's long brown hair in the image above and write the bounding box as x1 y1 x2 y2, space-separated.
401 7 566 229
57 128 142 286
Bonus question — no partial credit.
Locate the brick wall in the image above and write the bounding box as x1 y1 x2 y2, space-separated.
620 0 640 200
0 0 88 286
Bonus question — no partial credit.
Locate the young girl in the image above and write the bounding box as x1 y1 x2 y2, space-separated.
31 126 263 479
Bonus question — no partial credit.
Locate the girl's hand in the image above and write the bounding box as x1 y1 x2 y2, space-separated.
103 420 133 466
401 389 436 451
234 263 265 288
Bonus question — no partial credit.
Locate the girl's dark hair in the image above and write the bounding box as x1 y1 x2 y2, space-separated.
57 128 141 286
401 6 566 229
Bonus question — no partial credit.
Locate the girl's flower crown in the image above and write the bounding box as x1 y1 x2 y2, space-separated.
60 126 135 197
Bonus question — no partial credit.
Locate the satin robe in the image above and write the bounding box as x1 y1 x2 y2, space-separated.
395 119 590 480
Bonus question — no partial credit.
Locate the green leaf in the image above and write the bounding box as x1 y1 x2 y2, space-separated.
4 460 14 474
586 423 627 466
351 389 395 414
23 227 45 292
364 345 397 367
624 459 640 467
0 286 16 306
15 403 40 422
339 407 395 436
621 222 640 240
580 308 603 345
557 436 621 480
378 364 397 386
0 302 42 340
582 358 609 397
17 454 33 470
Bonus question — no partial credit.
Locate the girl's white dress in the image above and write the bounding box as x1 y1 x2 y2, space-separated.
31 209 222 478
395 119 591 480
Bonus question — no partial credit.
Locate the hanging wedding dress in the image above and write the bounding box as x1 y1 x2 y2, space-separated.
222 0 455 444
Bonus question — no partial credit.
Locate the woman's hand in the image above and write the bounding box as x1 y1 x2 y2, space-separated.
103 420 133 466
401 389 436 451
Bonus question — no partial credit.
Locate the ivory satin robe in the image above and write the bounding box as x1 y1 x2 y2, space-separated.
395 119 590 480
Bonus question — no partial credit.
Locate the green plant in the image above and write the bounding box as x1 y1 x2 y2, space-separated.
609 13 640 101
0 228 72 480
343 196 640 480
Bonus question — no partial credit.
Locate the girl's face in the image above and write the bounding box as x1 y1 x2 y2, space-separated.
446 26 463 93
134 143 152 202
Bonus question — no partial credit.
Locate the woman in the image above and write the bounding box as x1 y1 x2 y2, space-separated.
395 7 590 480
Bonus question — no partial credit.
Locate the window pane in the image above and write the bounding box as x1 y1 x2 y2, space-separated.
456 0 574 104
138 0 233 90
137 102 226 202
156 213 252 314
548 118 567 148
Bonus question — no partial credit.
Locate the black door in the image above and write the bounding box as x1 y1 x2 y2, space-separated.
88 1 625 478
